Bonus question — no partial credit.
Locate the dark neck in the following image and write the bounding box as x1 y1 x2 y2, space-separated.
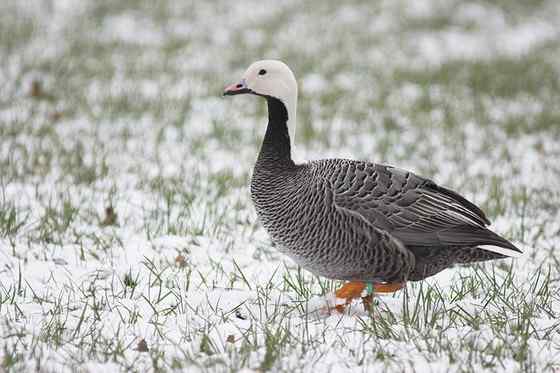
257 97 294 165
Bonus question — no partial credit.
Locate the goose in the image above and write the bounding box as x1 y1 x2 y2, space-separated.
223 60 521 312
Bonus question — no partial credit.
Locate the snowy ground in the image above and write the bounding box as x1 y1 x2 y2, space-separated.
1 0 560 371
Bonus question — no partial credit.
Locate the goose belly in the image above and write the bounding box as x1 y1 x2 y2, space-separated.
252 195 381 280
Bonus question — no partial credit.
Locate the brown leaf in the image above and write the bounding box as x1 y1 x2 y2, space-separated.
49 111 63 122
30 80 43 98
135 338 149 352
226 335 235 343
100 206 118 227
175 254 187 268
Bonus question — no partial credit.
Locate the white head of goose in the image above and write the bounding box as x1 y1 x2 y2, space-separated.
224 60 298 162
224 60 521 313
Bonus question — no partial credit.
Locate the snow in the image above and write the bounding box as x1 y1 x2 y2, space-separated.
1 0 560 371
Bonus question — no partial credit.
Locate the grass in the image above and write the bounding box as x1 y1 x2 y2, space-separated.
1 0 560 372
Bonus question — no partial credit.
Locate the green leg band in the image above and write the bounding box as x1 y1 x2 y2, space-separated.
366 282 374 295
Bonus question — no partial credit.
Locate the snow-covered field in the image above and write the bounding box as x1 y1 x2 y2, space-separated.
1 0 560 371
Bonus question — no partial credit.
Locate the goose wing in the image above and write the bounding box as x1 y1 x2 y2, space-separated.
326 160 520 255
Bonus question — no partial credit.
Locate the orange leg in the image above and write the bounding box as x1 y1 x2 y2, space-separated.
334 281 406 313
334 282 366 313
335 281 367 299
373 282 405 294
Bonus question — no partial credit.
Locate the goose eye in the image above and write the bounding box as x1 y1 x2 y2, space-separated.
258 69 267 76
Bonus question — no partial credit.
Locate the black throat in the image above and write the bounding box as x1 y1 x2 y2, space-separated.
257 96 294 165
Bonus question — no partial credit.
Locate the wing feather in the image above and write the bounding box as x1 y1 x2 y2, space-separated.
320 160 521 255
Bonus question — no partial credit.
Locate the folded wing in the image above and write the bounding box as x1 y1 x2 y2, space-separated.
329 161 521 256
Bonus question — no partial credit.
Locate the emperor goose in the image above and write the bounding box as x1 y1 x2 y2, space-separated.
224 60 521 312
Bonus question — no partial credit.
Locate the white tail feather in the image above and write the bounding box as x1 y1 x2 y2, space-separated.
478 245 523 258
